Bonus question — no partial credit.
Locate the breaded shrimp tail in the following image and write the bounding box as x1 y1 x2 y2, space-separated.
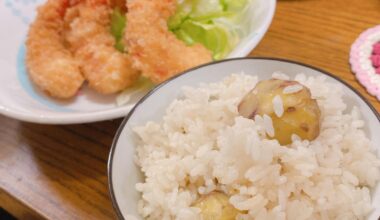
125 0 212 83
64 0 139 94
26 0 84 99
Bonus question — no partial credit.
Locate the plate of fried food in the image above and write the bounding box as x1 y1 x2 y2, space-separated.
0 0 275 124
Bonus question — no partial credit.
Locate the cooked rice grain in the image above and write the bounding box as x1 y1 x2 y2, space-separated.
272 95 284 118
283 84 303 94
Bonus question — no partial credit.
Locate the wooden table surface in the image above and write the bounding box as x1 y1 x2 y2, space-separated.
1 0 380 219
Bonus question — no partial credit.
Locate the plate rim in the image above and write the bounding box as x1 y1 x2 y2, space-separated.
0 103 134 124
107 57 380 220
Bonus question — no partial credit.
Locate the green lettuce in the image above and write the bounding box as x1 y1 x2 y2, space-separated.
110 8 126 52
168 0 251 60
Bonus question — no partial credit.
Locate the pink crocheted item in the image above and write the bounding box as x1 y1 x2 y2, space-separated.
350 25 380 101
372 43 380 55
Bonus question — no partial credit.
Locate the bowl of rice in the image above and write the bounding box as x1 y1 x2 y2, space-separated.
108 58 380 220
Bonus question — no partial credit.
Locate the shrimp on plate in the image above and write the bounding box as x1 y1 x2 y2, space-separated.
26 0 139 98
64 0 140 94
125 0 212 83
26 0 84 99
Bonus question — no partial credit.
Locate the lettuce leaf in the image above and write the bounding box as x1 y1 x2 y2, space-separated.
169 0 251 60
110 8 126 52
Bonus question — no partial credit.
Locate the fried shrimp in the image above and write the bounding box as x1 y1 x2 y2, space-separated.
125 0 212 83
64 0 139 94
26 0 84 99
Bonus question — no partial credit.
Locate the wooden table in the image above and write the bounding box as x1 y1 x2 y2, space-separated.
1 0 380 219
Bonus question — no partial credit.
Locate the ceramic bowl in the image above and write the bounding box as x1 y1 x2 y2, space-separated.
108 58 380 220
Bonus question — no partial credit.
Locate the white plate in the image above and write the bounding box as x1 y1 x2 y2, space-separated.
108 58 380 219
0 0 276 124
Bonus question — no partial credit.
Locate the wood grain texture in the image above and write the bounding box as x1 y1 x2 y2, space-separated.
0 0 379 219
0 116 121 219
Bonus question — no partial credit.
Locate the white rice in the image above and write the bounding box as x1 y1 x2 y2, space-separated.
262 114 275 137
272 95 284 118
283 84 303 94
132 73 380 220
272 72 290 80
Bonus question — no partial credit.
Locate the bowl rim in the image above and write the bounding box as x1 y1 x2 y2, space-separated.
107 57 380 220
